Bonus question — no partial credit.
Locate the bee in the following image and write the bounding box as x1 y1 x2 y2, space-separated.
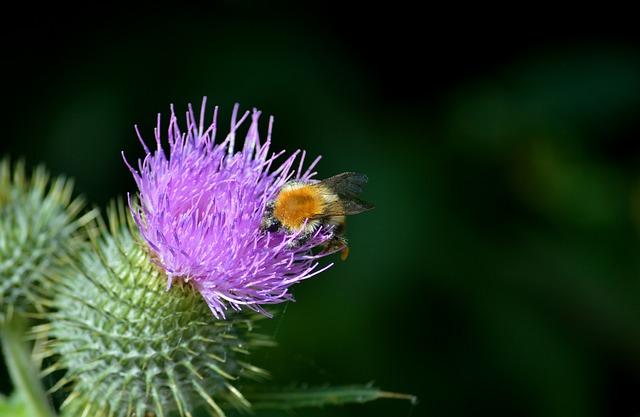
261 172 374 260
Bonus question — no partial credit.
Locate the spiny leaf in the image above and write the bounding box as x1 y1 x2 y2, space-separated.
241 384 417 410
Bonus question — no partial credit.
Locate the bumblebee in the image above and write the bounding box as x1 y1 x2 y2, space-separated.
261 172 374 260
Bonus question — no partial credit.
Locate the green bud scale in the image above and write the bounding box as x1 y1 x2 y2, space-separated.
0 159 92 324
44 205 272 417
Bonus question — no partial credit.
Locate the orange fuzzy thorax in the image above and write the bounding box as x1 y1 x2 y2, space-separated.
273 184 327 231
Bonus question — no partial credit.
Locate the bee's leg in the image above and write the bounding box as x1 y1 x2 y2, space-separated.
323 236 349 260
340 245 350 261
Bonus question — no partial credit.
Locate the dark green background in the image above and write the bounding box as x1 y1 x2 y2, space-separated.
2 5 640 417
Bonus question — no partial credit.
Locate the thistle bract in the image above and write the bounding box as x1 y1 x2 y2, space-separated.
0 159 90 324
47 207 271 417
124 99 335 317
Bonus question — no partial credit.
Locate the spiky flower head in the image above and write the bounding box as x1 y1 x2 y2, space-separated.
0 159 92 324
124 99 335 318
47 205 272 417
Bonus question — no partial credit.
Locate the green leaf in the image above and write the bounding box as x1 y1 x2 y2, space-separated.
242 384 417 410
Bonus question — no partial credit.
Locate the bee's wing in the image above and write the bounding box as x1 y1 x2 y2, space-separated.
309 198 374 219
320 172 369 196
333 196 375 215
311 172 374 218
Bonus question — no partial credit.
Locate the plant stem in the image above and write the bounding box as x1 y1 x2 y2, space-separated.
0 317 56 417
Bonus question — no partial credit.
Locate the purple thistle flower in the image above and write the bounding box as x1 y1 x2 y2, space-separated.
123 98 335 318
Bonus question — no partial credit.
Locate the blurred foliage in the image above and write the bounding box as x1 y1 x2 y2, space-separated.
1 8 640 417
0 392 28 417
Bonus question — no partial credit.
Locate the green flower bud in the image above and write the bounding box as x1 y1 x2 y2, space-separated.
46 205 272 417
0 159 92 324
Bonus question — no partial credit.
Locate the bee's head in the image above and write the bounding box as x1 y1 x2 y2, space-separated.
260 200 282 232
